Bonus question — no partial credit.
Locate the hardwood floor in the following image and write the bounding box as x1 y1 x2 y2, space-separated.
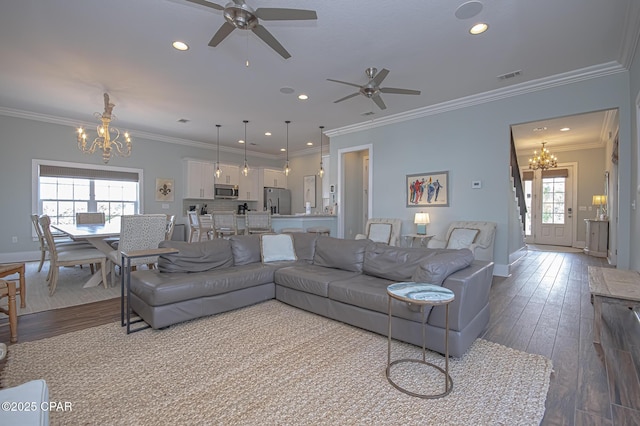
0 250 639 425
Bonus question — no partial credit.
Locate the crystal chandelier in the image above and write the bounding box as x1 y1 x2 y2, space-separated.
77 93 132 163
528 141 557 170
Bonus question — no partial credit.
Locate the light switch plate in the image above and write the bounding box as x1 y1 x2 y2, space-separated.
162 204 170 209
471 181 482 189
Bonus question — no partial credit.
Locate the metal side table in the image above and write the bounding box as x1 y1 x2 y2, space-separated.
386 282 455 398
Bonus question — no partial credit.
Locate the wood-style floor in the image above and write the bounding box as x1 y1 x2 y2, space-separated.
1 249 639 425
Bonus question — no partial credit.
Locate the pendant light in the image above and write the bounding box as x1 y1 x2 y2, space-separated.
242 120 249 176
284 120 291 176
318 125 325 178
214 124 222 179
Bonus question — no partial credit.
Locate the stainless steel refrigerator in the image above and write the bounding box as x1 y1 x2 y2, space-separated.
264 187 291 215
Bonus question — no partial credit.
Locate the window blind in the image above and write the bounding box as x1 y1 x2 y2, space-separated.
40 165 139 182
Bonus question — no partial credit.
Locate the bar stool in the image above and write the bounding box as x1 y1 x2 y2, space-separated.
306 226 330 236
0 279 18 343
0 263 25 308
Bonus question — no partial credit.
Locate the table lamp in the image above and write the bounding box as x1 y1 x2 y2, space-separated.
414 212 430 235
592 195 607 220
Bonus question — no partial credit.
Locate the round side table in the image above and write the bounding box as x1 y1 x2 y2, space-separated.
386 282 454 398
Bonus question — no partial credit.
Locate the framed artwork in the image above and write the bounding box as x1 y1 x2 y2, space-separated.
406 171 449 207
155 178 174 202
303 175 316 207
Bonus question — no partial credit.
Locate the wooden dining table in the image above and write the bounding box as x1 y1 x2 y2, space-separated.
51 220 121 288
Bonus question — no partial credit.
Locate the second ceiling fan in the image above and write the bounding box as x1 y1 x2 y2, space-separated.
328 67 421 110
187 0 317 59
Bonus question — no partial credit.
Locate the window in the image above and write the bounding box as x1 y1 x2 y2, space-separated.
34 160 143 226
541 176 565 224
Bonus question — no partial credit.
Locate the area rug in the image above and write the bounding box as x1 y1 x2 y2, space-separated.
1 301 552 425
1 261 120 316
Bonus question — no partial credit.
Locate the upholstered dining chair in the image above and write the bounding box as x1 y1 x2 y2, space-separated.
165 215 176 240
0 279 18 343
245 212 273 234
212 211 238 238
107 214 168 287
187 211 214 242
76 212 105 224
39 215 108 296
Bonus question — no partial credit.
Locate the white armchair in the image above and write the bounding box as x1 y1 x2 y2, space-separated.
427 221 497 261
354 218 402 246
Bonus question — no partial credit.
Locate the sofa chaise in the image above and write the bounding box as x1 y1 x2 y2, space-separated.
129 233 494 357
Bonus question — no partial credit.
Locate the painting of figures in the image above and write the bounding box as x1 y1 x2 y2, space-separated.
406 171 449 207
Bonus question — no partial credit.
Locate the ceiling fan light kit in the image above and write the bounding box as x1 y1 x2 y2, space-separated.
187 0 317 59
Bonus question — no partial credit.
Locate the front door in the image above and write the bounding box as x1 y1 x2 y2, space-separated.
527 165 574 246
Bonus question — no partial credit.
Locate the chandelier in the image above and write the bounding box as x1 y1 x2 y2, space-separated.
528 141 557 170
77 93 132 163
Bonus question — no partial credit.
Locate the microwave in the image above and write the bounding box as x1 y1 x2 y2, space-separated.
214 184 238 199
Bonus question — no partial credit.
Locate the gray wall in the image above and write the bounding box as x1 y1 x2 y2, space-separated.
629 36 640 271
328 71 633 273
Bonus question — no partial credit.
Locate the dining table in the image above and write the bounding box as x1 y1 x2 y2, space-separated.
51 220 121 288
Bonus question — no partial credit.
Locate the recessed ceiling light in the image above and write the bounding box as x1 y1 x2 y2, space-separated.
177 118 190 123
298 94 309 100
172 41 189 51
469 23 488 35
265 132 272 136
306 142 313 146
280 148 286 152
238 140 245 144
560 127 571 132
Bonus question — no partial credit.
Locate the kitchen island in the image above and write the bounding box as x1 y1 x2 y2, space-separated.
270 214 337 236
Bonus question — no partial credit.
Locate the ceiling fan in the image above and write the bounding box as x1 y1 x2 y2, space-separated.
186 0 317 59
327 68 421 110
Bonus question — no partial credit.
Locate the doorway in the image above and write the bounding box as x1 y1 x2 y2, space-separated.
337 144 372 239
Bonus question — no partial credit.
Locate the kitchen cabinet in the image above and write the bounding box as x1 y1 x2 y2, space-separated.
584 219 608 258
215 163 240 186
184 159 215 199
238 168 259 201
262 168 287 189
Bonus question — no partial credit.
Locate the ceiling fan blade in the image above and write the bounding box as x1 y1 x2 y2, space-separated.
380 87 421 95
326 79 362 89
186 0 225 11
255 8 318 21
372 95 387 110
371 68 389 86
334 93 360 103
209 22 236 47
252 24 291 59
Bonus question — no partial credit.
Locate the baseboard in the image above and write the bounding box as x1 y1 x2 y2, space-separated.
493 264 510 277
0 250 40 263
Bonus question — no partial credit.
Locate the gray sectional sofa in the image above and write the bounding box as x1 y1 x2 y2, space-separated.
129 233 494 357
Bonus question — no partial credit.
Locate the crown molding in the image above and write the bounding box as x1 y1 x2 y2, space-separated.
618 0 640 69
325 62 627 138
0 106 281 160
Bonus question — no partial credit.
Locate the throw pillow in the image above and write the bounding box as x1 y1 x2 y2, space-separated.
261 234 297 263
446 228 480 250
411 249 474 285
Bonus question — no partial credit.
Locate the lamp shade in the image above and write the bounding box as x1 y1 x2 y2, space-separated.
592 195 607 205
414 212 430 235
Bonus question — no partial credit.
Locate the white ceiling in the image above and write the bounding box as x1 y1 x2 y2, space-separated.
0 0 637 158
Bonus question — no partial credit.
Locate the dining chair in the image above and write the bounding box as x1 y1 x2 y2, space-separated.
165 215 176 240
212 211 238 238
187 211 213 242
30 214 92 274
0 263 26 309
107 214 168 287
76 212 106 224
245 212 273 234
0 279 18 343
39 215 108 296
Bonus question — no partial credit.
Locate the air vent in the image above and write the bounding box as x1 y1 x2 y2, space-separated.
177 118 190 123
497 70 522 80
362 111 375 116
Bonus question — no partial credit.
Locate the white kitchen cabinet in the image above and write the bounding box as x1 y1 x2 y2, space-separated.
238 167 259 201
184 159 215 199
584 219 608 258
262 168 287 188
215 163 240 186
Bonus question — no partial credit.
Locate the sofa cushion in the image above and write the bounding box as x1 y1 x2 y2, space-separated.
289 232 317 262
261 234 297 263
363 243 439 281
446 228 479 249
313 237 370 272
229 235 262 265
411 249 474 285
275 265 361 297
158 239 233 273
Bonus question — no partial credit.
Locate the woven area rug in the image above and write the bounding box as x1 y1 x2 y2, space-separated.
1 261 121 316
1 301 552 425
